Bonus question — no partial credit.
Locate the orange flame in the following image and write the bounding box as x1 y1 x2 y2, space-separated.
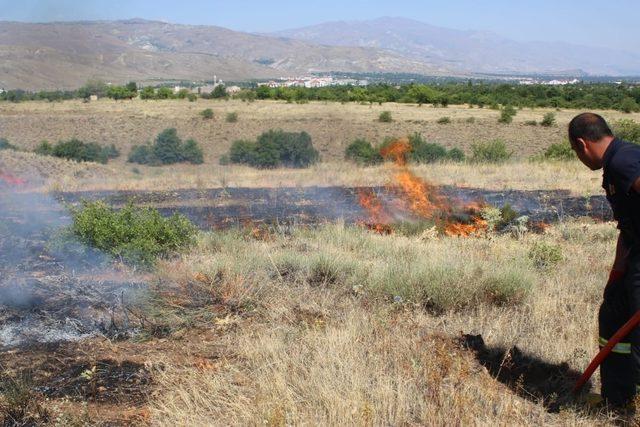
358 138 486 237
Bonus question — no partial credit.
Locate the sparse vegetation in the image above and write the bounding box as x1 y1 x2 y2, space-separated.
471 139 512 163
524 120 538 126
0 138 17 151
200 108 214 119
437 116 451 124
128 128 204 165
540 112 556 127
226 112 238 123
498 105 517 124
378 111 393 122
68 201 197 267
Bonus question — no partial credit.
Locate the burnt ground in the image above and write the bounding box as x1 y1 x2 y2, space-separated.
53 185 611 229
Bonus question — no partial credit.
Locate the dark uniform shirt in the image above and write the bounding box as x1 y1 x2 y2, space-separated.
603 138 640 247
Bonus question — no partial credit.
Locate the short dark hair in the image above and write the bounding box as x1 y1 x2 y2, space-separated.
568 113 613 144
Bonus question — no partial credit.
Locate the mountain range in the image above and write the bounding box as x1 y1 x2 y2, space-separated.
1 17 639 90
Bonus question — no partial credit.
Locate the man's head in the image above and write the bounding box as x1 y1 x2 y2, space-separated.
568 113 614 170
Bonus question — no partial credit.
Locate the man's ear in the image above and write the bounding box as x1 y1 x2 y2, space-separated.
574 137 587 153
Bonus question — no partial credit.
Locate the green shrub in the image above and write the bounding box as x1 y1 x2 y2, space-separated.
437 116 451 124
34 141 53 156
528 241 563 269
543 140 574 161
181 139 204 164
69 201 197 267
200 108 214 119
128 129 204 165
471 139 512 163
540 112 556 127
226 112 238 123
465 117 476 123
229 140 258 165
620 97 640 113
524 120 538 126
219 154 231 165
128 144 157 165
498 105 517 124
187 93 198 102
447 147 465 162
40 139 118 164
345 139 383 165
0 138 17 151
613 119 640 144
228 130 319 168
378 111 393 122
153 128 183 164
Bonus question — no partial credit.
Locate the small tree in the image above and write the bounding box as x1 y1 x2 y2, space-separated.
540 112 556 127
153 128 183 164
211 85 227 99
140 87 156 100
620 97 640 113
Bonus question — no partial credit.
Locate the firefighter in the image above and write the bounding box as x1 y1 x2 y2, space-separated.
569 112 640 406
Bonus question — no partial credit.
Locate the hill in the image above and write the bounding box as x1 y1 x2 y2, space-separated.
272 16 640 76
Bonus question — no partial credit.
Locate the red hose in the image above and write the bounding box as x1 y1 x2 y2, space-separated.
574 309 640 393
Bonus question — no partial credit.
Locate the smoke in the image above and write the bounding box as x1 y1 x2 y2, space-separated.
0 175 143 348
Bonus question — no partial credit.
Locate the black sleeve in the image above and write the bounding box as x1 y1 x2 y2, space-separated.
612 147 640 194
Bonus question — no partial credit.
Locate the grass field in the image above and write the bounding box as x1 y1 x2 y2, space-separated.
1 100 637 425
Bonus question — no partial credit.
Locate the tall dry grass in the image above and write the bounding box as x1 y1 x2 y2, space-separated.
148 220 628 425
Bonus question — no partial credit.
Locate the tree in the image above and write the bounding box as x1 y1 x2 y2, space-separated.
156 87 174 99
140 87 156 100
153 128 183 164
211 85 227 99
126 81 138 93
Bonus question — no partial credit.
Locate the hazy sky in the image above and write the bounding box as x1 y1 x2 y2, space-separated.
1 0 638 53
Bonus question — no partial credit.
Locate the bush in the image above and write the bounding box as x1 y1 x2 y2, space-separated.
34 141 53 156
498 105 517 124
228 130 319 168
187 93 198 102
378 111 393 122
69 201 197 267
471 139 512 163
0 138 17 151
128 144 157 165
524 120 538 126
181 139 204 164
540 112 556 127
620 97 640 113
613 119 640 144
226 112 238 123
447 147 465 162
229 140 258 165
437 116 451 124
528 241 563 270
345 139 383 165
543 141 574 161
200 108 214 119
37 139 120 164
128 129 205 165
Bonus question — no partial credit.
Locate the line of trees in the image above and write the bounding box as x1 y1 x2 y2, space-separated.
2 79 640 112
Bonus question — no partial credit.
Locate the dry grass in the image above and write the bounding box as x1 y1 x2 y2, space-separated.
147 220 628 425
2 99 639 166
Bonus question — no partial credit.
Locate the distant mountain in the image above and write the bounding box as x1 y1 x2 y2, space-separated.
0 19 451 90
272 17 640 76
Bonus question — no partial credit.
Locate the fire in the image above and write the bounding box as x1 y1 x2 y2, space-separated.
358 138 486 237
